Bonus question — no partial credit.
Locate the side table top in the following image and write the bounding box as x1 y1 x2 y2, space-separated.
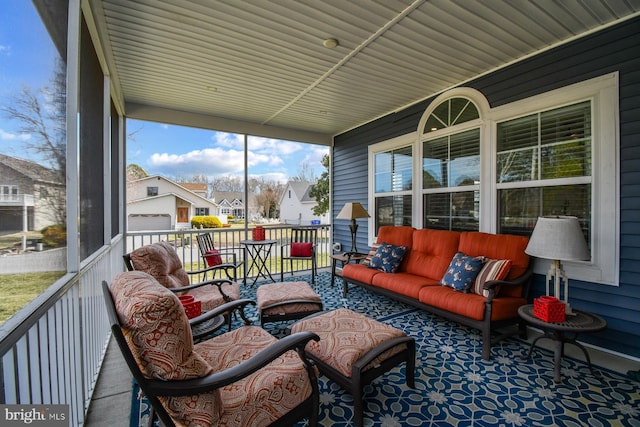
240 239 277 245
331 252 367 262
518 304 607 333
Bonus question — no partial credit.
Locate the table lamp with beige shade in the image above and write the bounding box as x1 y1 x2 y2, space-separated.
525 216 590 315
336 202 370 254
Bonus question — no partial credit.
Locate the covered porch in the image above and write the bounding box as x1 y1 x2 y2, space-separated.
1 1 639 426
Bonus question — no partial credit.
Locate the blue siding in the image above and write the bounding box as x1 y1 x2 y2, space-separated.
333 17 640 358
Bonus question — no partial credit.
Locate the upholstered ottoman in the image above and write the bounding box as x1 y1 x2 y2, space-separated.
290 308 415 427
256 281 323 325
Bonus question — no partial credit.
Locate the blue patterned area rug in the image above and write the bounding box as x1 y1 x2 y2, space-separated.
131 271 639 426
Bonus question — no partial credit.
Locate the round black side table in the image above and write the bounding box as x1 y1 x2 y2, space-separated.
518 304 607 383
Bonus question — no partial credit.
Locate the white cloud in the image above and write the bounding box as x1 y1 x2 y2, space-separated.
0 44 10 55
0 128 30 141
148 147 245 175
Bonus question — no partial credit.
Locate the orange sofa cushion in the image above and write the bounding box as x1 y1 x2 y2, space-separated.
403 229 461 281
376 226 415 247
418 286 527 321
458 232 530 280
371 272 439 299
342 263 381 284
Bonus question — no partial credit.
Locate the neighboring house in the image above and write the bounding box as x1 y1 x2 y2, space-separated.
127 176 219 231
0 154 64 232
211 191 246 219
279 181 327 225
179 182 208 198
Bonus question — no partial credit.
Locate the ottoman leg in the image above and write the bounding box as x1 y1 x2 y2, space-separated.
406 338 416 388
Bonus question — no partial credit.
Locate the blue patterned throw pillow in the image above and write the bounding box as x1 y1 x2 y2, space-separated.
441 252 484 292
367 242 408 273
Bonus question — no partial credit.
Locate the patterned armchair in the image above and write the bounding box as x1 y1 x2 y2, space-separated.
103 271 320 427
125 241 244 314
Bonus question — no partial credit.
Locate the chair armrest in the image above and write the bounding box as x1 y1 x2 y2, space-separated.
142 331 320 396
171 278 233 293
188 299 256 327
187 262 239 276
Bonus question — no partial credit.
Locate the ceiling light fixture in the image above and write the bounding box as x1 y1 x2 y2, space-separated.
323 38 339 49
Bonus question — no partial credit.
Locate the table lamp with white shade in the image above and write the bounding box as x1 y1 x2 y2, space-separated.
336 202 370 254
525 216 590 315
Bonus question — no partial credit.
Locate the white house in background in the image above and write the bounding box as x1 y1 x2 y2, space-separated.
127 176 219 231
279 181 328 225
211 191 246 219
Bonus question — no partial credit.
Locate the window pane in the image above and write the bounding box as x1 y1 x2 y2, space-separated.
423 137 448 188
424 129 479 188
374 152 392 193
424 97 479 133
449 129 480 186
393 147 412 191
540 101 591 179
375 195 412 233
497 115 538 183
498 102 591 183
375 147 412 193
498 184 591 246
424 191 479 231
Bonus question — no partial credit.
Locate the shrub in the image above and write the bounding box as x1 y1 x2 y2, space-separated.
191 215 223 229
41 224 67 247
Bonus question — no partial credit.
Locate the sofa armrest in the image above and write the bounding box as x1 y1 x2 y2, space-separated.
482 265 533 302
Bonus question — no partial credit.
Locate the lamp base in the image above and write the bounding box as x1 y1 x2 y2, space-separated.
349 220 358 253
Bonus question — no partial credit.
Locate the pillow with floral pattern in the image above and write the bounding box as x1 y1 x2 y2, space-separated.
367 242 408 273
440 252 484 292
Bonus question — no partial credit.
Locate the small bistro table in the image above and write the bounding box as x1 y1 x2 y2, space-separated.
330 252 367 287
240 239 277 286
518 304 607 383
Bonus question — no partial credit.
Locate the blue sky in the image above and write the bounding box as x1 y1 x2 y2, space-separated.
128 119 329 183
0 1 328 183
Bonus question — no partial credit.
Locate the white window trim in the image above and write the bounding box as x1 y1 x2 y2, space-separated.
368 73 619 286
488 72 619 286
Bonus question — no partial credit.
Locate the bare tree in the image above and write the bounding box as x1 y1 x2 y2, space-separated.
2 58 66 225
210 175 244 193
253 177 285 219
291 161 317 182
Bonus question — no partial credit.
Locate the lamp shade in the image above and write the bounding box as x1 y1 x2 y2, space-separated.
336 202 370 220
525 216 590 261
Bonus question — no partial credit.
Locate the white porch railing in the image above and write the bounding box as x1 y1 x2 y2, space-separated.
0 237 123 427
126 224 332 278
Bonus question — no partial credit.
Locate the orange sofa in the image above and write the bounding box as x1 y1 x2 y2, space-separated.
342 226 533 360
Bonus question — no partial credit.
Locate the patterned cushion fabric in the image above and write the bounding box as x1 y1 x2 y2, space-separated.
290 308 407 378
109 271 221 426
129 241 189 289
290 242 313 257
363 244 380 266
473 259 512 297
440 252 484 292
256 281 322 316
195 326 314 426
367 242 408 273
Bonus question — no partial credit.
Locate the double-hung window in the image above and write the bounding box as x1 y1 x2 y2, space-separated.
496 102 591 240
370 143 413 234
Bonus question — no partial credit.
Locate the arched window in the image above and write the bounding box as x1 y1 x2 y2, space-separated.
419 89 488 231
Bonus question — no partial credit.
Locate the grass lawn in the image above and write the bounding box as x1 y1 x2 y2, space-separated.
0 271 65 323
